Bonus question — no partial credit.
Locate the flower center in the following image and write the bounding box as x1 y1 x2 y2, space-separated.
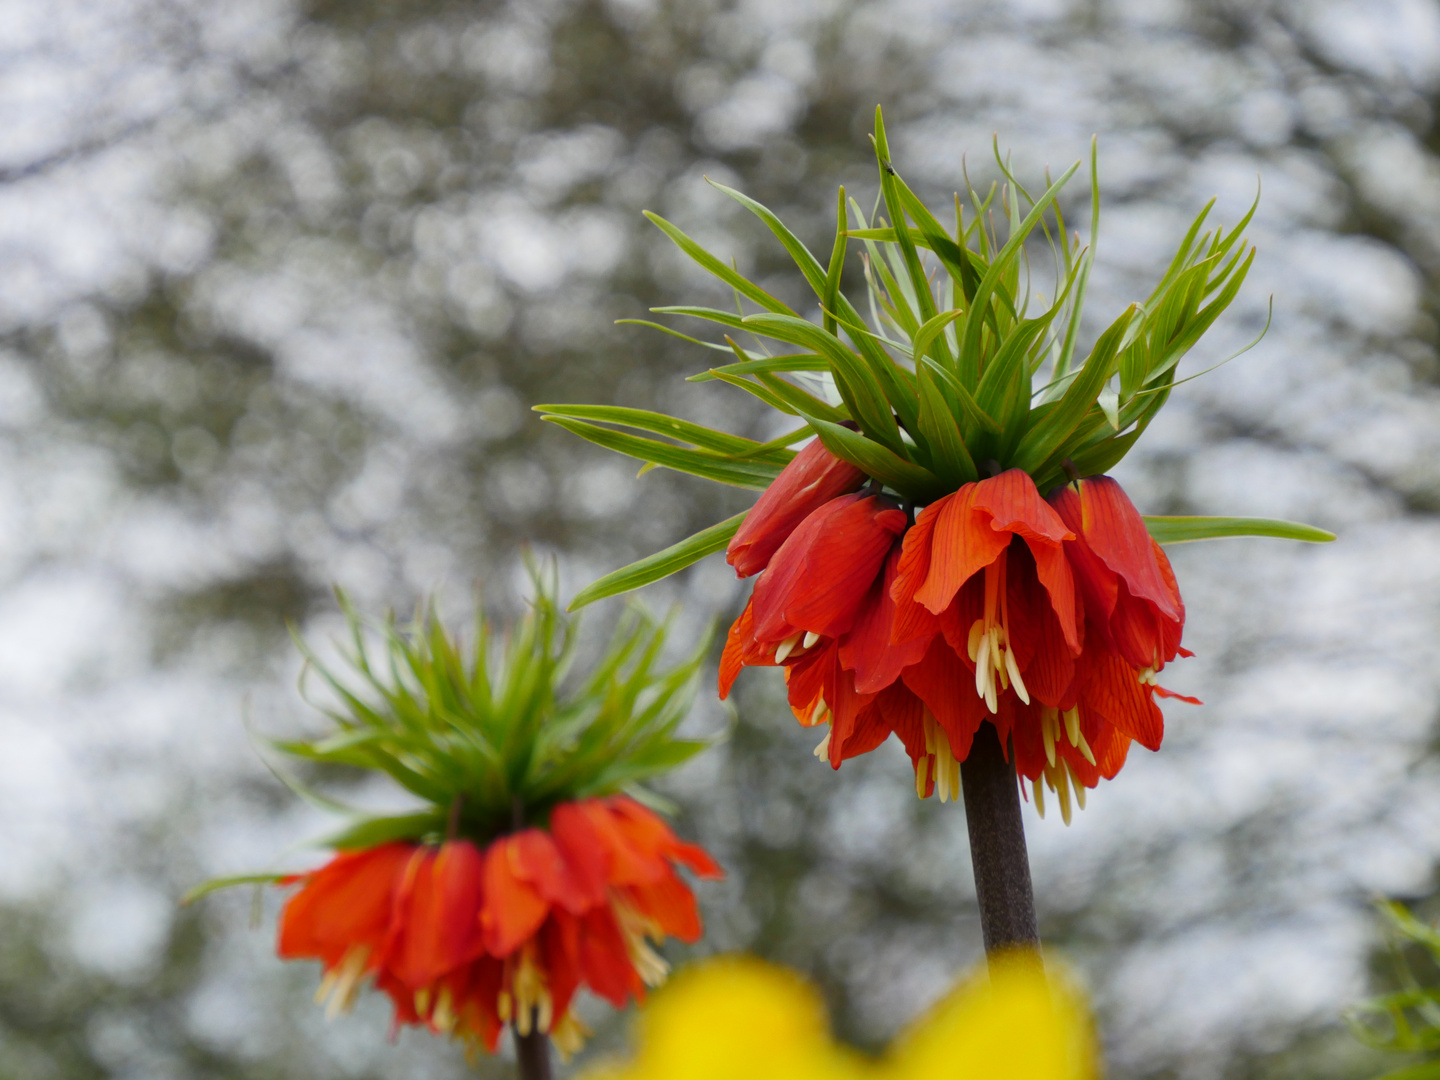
966 549 1029 713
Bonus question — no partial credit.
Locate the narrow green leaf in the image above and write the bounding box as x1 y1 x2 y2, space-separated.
741 314 904 452
322 811 447 850
957 159 1081 388
182 872 286 905
643 212 798 316
687 354 830 381
1012 304 1136 472
1142 516 1336 544
569 512 748 610
920 356 1001 436
912 309 966 370
615 319 734 354
798 413 944 500
823 186 848 336
706 180 828 296
915 364 978 486
541 417 782 489
873 108 943 341
533 404 794 464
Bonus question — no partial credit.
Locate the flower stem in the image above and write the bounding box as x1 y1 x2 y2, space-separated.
515 1026 551 1080
960 722 1039 957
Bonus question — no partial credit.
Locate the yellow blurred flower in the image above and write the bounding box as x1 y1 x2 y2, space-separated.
582 951 1099 1080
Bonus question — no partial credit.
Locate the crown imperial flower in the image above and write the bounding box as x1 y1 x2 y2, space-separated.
189 571 723 1061
544 109 1333 819
279 797 721 1057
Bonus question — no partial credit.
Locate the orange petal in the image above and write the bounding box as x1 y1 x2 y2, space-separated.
840 546 930 695
754 494 905 641
277 843 414 967
727 438 866 577
512 829 593 915
547 803 611 909
1078 476 1181 620
913 484 1009 614
579 905 642 1007
479 835 551 957
384 840 487 988
1078 651 1164 751
627 873 703 942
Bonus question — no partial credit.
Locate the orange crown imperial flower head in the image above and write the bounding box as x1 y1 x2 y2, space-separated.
278 796 721 1057
543 108 1334 814
187 568 723 1058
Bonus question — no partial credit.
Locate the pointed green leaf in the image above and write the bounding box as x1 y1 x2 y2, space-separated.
182 872 286 905
1143 516 1336 544
915 364 978 486
541 417 782 489
533 404 795 465
688 354 830 381
798 413 944 500
321 811 447 850
1012 304 1136 472
569 511 748 610
741 313 904 453
644 212 798 316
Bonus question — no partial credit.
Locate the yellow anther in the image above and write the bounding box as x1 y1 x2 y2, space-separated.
813 731 832 760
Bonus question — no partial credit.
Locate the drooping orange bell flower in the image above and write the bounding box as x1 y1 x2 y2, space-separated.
277 796 722 1058
726 437 867 578
720 487 933 773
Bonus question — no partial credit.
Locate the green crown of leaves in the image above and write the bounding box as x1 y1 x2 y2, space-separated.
539 108 1332 610
185 570 710 902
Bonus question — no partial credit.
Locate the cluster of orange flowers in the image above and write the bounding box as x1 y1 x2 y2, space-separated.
721 440 1196 818
276 796 721 1057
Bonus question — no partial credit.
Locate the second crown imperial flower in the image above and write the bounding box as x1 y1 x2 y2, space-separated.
279 795 721 1057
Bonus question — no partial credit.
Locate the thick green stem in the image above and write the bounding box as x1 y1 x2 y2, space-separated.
960 723 1040 957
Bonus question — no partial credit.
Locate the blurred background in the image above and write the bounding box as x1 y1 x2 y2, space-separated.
2 0 1439 1076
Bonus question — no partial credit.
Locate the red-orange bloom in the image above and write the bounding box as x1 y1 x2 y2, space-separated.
722 461 1197 817
276 796 722 1057
720 490 929 769
727 438 866 577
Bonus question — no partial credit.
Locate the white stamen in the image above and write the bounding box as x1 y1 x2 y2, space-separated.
810 697 829 726
1033 779 1046 819
1042 710 1057 768
803 631 821 649
967 619 985 662
1063 707 1081 746
974 631 992 699
1005 646 1029 704
774 633 803 663
813 732 832 760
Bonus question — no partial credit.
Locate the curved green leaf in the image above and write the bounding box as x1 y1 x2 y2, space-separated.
569 511 748 610
1143 516 1336 544
181 872 286 905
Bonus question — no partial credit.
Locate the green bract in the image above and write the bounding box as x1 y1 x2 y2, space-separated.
540 108 1333 610
184 571 710 903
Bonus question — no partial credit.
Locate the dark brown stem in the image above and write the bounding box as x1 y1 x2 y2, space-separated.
960 722 1040 957
515 1024 551 1080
